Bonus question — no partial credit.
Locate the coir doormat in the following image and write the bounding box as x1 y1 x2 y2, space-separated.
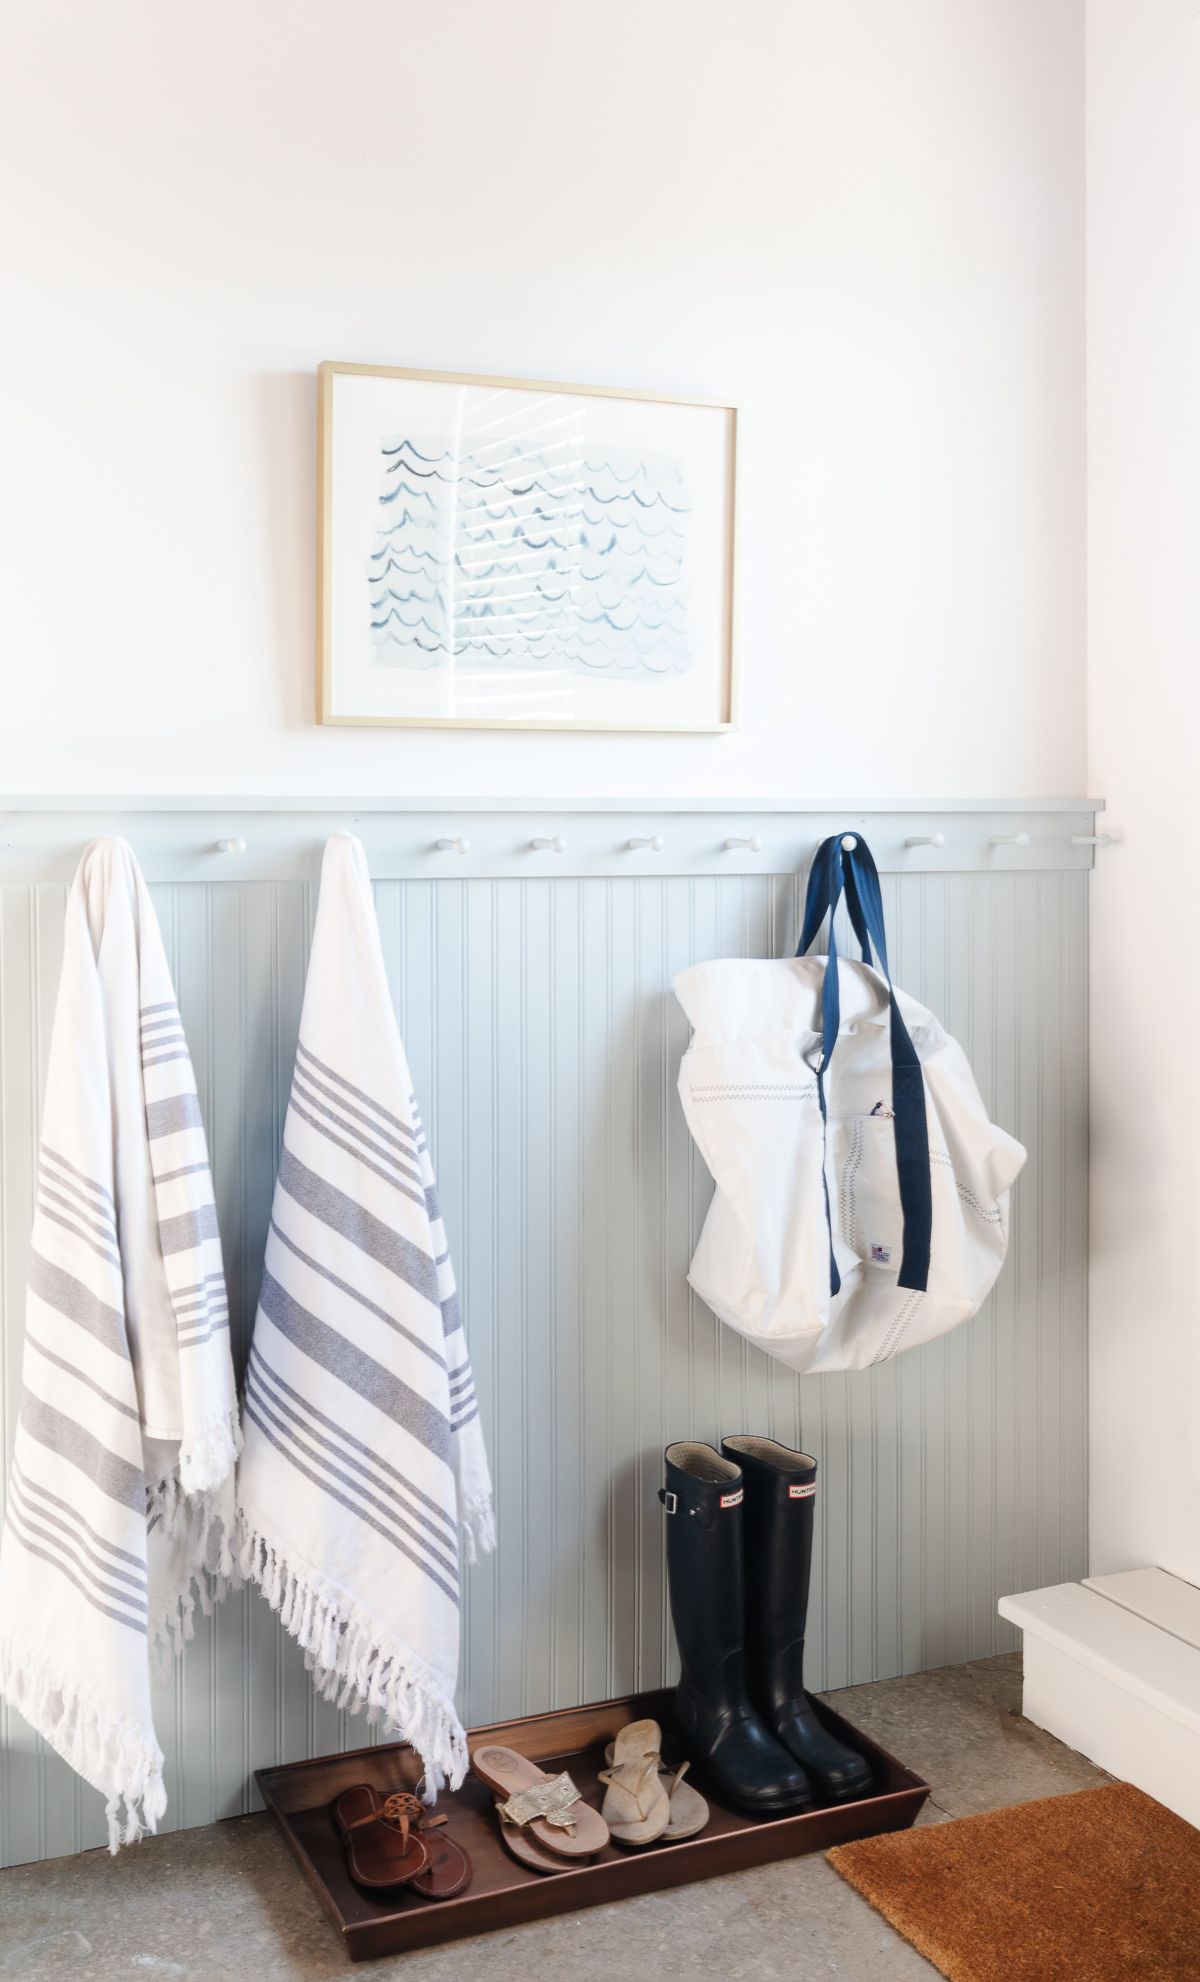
827 1782 1200 1982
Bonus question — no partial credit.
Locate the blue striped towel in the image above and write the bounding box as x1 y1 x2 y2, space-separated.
235 834 495 1792
0 840 240 1848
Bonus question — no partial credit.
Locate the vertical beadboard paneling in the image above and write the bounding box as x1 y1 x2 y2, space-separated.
0 866 1089 1865
1 888 47 1868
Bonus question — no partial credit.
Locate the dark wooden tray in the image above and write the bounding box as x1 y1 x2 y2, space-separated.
256 1686 929 1962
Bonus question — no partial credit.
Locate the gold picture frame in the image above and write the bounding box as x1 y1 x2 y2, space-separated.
317 361 738 732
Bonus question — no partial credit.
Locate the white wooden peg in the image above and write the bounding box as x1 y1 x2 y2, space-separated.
1070 832 1121 848
530 835 566 853
840 834 858 852
989 831 1030 848
626 835 664 852
905 833 945 849
724 835 763 852
436 836 471 854
215 837 247 856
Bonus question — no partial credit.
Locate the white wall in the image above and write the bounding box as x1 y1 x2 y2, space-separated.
0 0 1085 800
1087 0 1200 1583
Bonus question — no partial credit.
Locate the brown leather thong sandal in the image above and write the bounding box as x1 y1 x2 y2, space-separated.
381 1791 472 1901
333 1784 429 1890
334 1786 472 1899
470 1745 609 1864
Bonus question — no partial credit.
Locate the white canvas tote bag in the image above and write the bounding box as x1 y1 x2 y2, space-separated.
675 834 1025 1375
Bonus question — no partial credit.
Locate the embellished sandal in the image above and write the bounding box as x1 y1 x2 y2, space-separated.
333 1785 429 1890
470 1745 609 1868
603 1736 710 1841
380 1791 472 1901
488 1809 580 1877
597 1717 671 1846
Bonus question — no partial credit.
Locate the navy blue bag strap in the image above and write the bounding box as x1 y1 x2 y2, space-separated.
797 837 846 1297
799 837 874 964
797 835 932 1296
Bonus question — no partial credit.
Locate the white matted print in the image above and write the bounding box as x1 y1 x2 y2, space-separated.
318 363 737 730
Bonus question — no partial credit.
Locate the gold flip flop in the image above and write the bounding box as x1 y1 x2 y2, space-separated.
470 1744 610 1863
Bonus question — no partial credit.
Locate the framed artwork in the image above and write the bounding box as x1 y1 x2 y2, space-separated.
317 362 738 731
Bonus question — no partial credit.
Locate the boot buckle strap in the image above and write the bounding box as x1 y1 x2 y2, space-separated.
659 1489 678 1515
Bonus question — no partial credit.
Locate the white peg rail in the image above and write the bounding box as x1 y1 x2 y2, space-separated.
0 798 1106 885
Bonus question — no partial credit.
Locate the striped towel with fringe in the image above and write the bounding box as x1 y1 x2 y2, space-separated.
235 834 495 1795
0 839 240 1849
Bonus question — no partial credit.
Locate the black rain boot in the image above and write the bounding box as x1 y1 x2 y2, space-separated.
722 1435 874 1803
660 1442 813 1816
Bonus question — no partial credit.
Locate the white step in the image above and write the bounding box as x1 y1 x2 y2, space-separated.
1084 1566 1200 1650
999 1571 1200 1828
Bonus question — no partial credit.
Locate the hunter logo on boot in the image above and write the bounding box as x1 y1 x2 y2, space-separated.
788 1483 816 1499
719 1488 743 1508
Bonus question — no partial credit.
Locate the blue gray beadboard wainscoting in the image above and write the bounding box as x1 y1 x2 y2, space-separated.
0 799 1097 1865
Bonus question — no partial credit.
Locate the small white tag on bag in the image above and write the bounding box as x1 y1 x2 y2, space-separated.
675 835 1025 1376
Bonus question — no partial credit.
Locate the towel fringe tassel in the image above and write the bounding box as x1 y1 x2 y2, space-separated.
235 1520 468 1796
146 1427 242 1670
178 1404 243 1499
0 1637 166 1853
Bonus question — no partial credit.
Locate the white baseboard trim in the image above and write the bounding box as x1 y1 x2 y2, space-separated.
999 1570 1200 1829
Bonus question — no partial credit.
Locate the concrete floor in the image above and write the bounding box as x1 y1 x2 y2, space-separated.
0 1655 1109 1982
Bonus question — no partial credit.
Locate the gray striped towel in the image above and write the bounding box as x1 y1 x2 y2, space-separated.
235 834 494 1793
0 839 240 1849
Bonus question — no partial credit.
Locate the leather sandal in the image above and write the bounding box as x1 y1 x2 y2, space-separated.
381 1791 472 1900
488 1803 579 1877
602 1732 710 1841
471 1745 609 1863
597 1717 671 1846
333 1784 429 1890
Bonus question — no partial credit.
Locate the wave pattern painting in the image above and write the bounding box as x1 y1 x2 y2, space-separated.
367 430 693 677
